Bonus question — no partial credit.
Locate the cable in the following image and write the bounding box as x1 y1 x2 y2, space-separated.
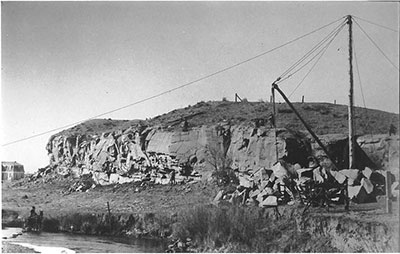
2 16 345 147
353 37 376 151
354 19 400 71
279 22 346 85
278 20 346 80
288 25 340 99
278 19 347 80
278 19 347 82
353 40 367 109
353 15 399 33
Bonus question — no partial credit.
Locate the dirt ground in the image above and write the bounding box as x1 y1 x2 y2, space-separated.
1 176 217 219
2 175 399 220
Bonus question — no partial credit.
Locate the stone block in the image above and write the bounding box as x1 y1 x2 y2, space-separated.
259 195 278 207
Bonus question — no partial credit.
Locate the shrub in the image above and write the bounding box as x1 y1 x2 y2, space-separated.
42 217 60 232
58 213 99 233
172 204 318 252
178 206 211 242
211 168 238 186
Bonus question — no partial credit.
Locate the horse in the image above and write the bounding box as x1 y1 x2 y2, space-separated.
24 211 43 232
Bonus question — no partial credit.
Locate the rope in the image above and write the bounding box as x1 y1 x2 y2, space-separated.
353 15 399 33
2 16 345 147
354 19 400 71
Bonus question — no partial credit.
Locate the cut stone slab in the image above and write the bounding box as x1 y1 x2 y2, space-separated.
362 167 373 179
259 195 278 207
340 169 361 186
109 173 120 184
330 170 347 184
93 172 111 185
239 175 252 188
271 162 288 179
348 185 369 203
361 178 374 194
250 189 261 198
296 168 313 178
213 190 224 204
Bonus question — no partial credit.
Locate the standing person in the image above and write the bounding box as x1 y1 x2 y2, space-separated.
170 170 176 185
389 124 397 136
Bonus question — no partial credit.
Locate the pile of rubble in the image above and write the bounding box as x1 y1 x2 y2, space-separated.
213 158 397 208
30 154 202 193
166 238 195 253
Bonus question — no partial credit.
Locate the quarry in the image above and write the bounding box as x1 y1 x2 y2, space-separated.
2 100 399 252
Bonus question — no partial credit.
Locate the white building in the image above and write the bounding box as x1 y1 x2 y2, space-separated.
1 161 25 181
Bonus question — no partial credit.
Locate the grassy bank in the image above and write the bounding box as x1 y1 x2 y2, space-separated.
172 204 339 252
3 204 338 252
37 211 174 239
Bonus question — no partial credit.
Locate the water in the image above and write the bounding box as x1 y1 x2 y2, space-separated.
2 227 165 253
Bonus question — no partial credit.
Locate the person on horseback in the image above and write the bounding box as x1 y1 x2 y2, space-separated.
30 206 37 218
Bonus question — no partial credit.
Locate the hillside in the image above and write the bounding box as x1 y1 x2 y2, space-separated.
57 100 399 137
4 101 399 253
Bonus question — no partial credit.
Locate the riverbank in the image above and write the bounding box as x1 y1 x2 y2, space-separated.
2 177 399 252
2 241 39 253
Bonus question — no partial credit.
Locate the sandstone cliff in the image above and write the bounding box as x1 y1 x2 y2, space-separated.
42 101 399 185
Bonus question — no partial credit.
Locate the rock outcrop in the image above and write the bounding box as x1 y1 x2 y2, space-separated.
43 116 399 188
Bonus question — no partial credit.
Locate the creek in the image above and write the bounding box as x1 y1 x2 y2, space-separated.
2 227 165 253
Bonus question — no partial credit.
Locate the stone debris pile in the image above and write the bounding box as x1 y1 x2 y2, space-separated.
38 126 207 191
30 150 202 193
213 158 397 208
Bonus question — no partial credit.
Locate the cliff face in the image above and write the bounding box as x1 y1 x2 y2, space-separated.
45 121 313 181
45 118 399 185
43 101 399 185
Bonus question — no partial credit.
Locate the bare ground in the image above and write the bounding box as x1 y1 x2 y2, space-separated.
2 176 217 219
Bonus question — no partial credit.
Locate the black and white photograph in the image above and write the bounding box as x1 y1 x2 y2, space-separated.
1 1 399 253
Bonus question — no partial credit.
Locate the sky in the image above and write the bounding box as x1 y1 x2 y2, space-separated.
1 1 399 173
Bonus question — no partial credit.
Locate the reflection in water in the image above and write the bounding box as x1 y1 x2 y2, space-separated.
3 228 165 253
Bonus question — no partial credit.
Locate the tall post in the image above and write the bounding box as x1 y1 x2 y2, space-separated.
347 15 355 169
385 171 392 214
271 86 279 162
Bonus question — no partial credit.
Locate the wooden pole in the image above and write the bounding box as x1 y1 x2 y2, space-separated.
271 86 279 162
347 15 355 169
107 201 112 231
385 171 392 214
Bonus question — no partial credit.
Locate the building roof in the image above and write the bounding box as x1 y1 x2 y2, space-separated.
2 161 24 166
